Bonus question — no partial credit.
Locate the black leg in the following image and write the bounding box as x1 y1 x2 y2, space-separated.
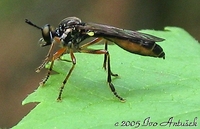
103 41 118 77
57 49 76 101
106 51 125 102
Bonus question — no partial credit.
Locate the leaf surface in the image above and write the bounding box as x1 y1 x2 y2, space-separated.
13 27 200 129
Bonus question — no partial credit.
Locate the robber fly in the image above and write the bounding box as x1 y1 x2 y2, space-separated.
25 17 165 102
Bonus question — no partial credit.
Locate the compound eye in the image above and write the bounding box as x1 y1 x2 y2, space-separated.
41 24 55 46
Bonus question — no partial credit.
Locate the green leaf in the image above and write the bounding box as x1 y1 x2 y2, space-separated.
13 27 200 129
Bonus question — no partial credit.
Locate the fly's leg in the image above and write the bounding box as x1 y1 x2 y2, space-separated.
103 41 118 76
81 38 118 76
36 40 56 73
80 37 103 48
103 41 107 69
80 48 125 102
57 48 76 101
106 51 125 102
40 47 67 85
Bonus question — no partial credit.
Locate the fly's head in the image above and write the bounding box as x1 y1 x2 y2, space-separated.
25 19 57 47
39 24 56 46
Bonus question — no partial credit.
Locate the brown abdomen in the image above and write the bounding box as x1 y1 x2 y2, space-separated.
106 38 165 59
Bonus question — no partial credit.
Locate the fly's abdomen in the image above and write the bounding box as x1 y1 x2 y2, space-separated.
151 43 165 59
106 38 165 59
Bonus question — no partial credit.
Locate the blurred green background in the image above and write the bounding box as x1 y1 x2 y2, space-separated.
0 0 199 128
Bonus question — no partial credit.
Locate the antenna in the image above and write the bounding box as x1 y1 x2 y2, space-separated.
25 19 42 30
